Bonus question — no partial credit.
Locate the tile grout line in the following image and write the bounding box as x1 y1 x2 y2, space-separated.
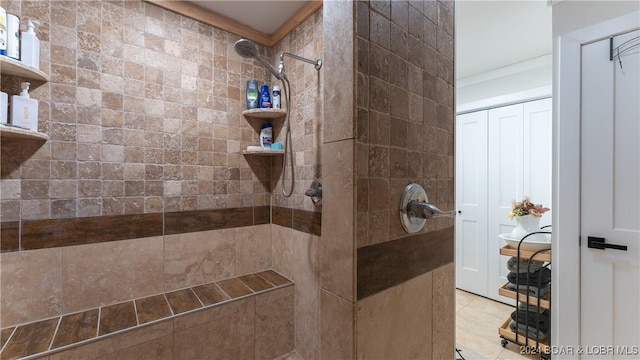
162 293 175 316
47 316 62 352
96 306 102 338
132 298 140 326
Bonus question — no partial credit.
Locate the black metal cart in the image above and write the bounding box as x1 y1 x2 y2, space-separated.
498 227 552 360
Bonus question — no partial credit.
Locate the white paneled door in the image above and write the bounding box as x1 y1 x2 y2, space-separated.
523 99 553 228
455 99 552 302
486 103 525 303
580 30 640 358
455 111 488 296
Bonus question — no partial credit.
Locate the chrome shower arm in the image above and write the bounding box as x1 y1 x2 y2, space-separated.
255 55 283 80
279 52 322 70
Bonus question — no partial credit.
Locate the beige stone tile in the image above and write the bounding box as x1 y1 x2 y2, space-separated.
173 297 254 359
432 263 455 359
1 179 21 200
356 272 433 359
321 290 354 360
255 287 294 360
50 335 116 360
323 0 355 143
109 320 174 351
93 334 173 360
271 225 320 360
62 237 164 313
1 248 63 327
173 296 243 332
235 224 271 275
163 229 236 291
50 320 173 360
321 139 355 301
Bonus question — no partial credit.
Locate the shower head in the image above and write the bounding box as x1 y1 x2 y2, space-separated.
234 38 259 58
234 38 282 80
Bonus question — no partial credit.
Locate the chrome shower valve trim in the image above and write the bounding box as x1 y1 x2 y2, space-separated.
399 183 456 234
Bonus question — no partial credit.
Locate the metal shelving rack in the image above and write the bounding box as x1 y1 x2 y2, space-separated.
498 228 552 360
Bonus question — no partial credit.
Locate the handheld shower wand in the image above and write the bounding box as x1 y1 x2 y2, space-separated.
233 38 322 198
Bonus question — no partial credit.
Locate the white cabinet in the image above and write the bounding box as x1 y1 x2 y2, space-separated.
455 98 552 302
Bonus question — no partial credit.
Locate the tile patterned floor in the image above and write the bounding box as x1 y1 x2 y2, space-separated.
456 289 539 360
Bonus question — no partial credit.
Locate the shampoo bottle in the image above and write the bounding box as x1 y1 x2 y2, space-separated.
10 82 38 131
272 85 281 109
260 122 273 150
246 79 258 109
259 84 271 108
20 20 40 69
5 13 18 60
0 6 7 56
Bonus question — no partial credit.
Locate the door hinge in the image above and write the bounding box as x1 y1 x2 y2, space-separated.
579 235 582 247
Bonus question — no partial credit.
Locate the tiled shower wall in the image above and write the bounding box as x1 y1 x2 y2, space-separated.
0 3 323 357
356 0 454 246
320 1 455 358
0 0 275 221
355 1 456 358
271 11 324 212
268 12 323 360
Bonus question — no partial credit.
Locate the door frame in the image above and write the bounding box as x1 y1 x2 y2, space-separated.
553 10 639 353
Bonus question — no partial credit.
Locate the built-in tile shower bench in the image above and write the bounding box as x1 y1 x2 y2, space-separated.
0 270 294 360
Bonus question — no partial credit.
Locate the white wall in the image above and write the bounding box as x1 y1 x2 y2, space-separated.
553 0 640 36
457 56 552 106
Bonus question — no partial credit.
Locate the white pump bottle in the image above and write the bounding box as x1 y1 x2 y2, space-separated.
11 82 38 131
20 19 40 70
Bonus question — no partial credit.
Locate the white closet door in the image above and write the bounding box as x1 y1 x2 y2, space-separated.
455 111 489 296
523 98 553 228
487 104 524 303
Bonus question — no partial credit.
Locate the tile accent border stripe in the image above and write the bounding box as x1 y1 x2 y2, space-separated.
164 207 254 235
1 205 321 252
21 213 164 250
272 206 321 236
356 227 454 300
0 221 19 252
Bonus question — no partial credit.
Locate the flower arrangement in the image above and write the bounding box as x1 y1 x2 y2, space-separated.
508 196 550 220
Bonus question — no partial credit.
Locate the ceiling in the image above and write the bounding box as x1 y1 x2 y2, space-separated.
189 0 307 34
455 0 552 79
186 1 552 80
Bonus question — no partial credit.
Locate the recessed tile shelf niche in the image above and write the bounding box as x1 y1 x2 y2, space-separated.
0 56 50 141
